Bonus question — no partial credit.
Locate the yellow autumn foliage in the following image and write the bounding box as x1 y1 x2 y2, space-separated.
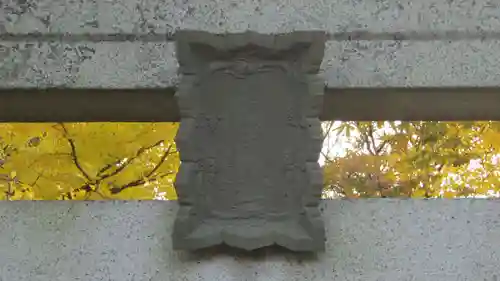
0 123 179 200
3 120 500 200
323 121 500 198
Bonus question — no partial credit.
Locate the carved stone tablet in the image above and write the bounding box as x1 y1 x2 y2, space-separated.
172 31 326 252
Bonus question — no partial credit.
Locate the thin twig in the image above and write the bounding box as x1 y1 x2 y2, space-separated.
110 145 173 194
145 145 172 178
98 140 166 179
58 123 92 182
111 172 174 194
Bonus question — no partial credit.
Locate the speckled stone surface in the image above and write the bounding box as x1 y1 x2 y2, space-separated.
2 39 500 88
0 42 178 88
1 0 500 34
2 0 500 88
0 200 499 280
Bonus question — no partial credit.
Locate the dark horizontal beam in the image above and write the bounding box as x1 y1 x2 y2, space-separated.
322 87 500 121
1 87 500 122
0 88 180 122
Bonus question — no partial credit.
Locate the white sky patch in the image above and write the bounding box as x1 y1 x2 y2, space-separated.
319 121 352 166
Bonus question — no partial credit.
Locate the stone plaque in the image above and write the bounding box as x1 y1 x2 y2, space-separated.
172 30 326 251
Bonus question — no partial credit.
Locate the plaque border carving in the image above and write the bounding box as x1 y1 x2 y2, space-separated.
172 30 326 252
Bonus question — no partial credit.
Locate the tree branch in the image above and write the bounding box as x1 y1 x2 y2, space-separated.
375 140 389 155
57 123 92 182
109 145 173 194
357 123 376 155
320 151 334 165
97 139 165 180
110 172 174 194
146 145 172 177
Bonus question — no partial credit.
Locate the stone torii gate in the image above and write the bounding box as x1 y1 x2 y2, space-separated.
2 0 500 261
2 28 500 252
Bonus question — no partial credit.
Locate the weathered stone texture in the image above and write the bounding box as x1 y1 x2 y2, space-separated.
2 0 500 89
1 200 499 280
2 0 500 34
3 40 500 88
0 42 177 88
172 31 326 251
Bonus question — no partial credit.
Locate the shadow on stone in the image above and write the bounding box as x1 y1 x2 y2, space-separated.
178 244 320 262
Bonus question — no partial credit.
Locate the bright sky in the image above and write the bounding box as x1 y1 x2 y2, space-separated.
319 121 354 166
